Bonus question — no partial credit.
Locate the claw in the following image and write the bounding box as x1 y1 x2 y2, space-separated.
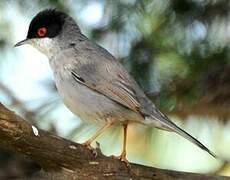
111 153 130 167
82 141 97 157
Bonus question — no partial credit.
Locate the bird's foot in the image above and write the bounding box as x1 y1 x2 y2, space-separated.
82 141 98 157
111 152 130 167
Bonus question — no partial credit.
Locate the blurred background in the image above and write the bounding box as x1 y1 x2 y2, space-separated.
0 0 230 178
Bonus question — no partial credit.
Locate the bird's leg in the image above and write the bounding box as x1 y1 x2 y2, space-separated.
115 123 129 165
83 120 115 152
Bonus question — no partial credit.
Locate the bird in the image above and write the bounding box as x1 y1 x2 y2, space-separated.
15 9 216 163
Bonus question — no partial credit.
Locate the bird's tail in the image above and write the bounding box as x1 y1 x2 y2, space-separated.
144 109 216 158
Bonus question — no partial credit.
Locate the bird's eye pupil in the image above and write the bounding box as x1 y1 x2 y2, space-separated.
37 27 47 37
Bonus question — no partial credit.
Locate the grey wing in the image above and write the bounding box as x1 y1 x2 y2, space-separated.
66 41 164 117
70 60 143 114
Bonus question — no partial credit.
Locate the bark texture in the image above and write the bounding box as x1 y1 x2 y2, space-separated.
0 102 228 180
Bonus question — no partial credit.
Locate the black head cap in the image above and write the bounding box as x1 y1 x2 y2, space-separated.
27 9 67 39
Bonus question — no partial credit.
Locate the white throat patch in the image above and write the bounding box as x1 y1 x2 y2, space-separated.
28 38 59 59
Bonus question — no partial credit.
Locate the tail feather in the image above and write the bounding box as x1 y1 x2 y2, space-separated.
161 118 216 158
145 109 216 158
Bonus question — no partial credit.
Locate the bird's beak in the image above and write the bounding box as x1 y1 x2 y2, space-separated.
14 39 29 47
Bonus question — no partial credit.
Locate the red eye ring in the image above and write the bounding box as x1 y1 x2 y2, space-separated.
37 27 47 37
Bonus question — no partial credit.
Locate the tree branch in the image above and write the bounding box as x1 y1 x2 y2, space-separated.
0 102 228 179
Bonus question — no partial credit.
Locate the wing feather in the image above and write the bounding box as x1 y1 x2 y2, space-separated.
71 70 141 113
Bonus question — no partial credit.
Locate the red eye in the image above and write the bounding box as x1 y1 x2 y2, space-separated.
37 27 47 37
